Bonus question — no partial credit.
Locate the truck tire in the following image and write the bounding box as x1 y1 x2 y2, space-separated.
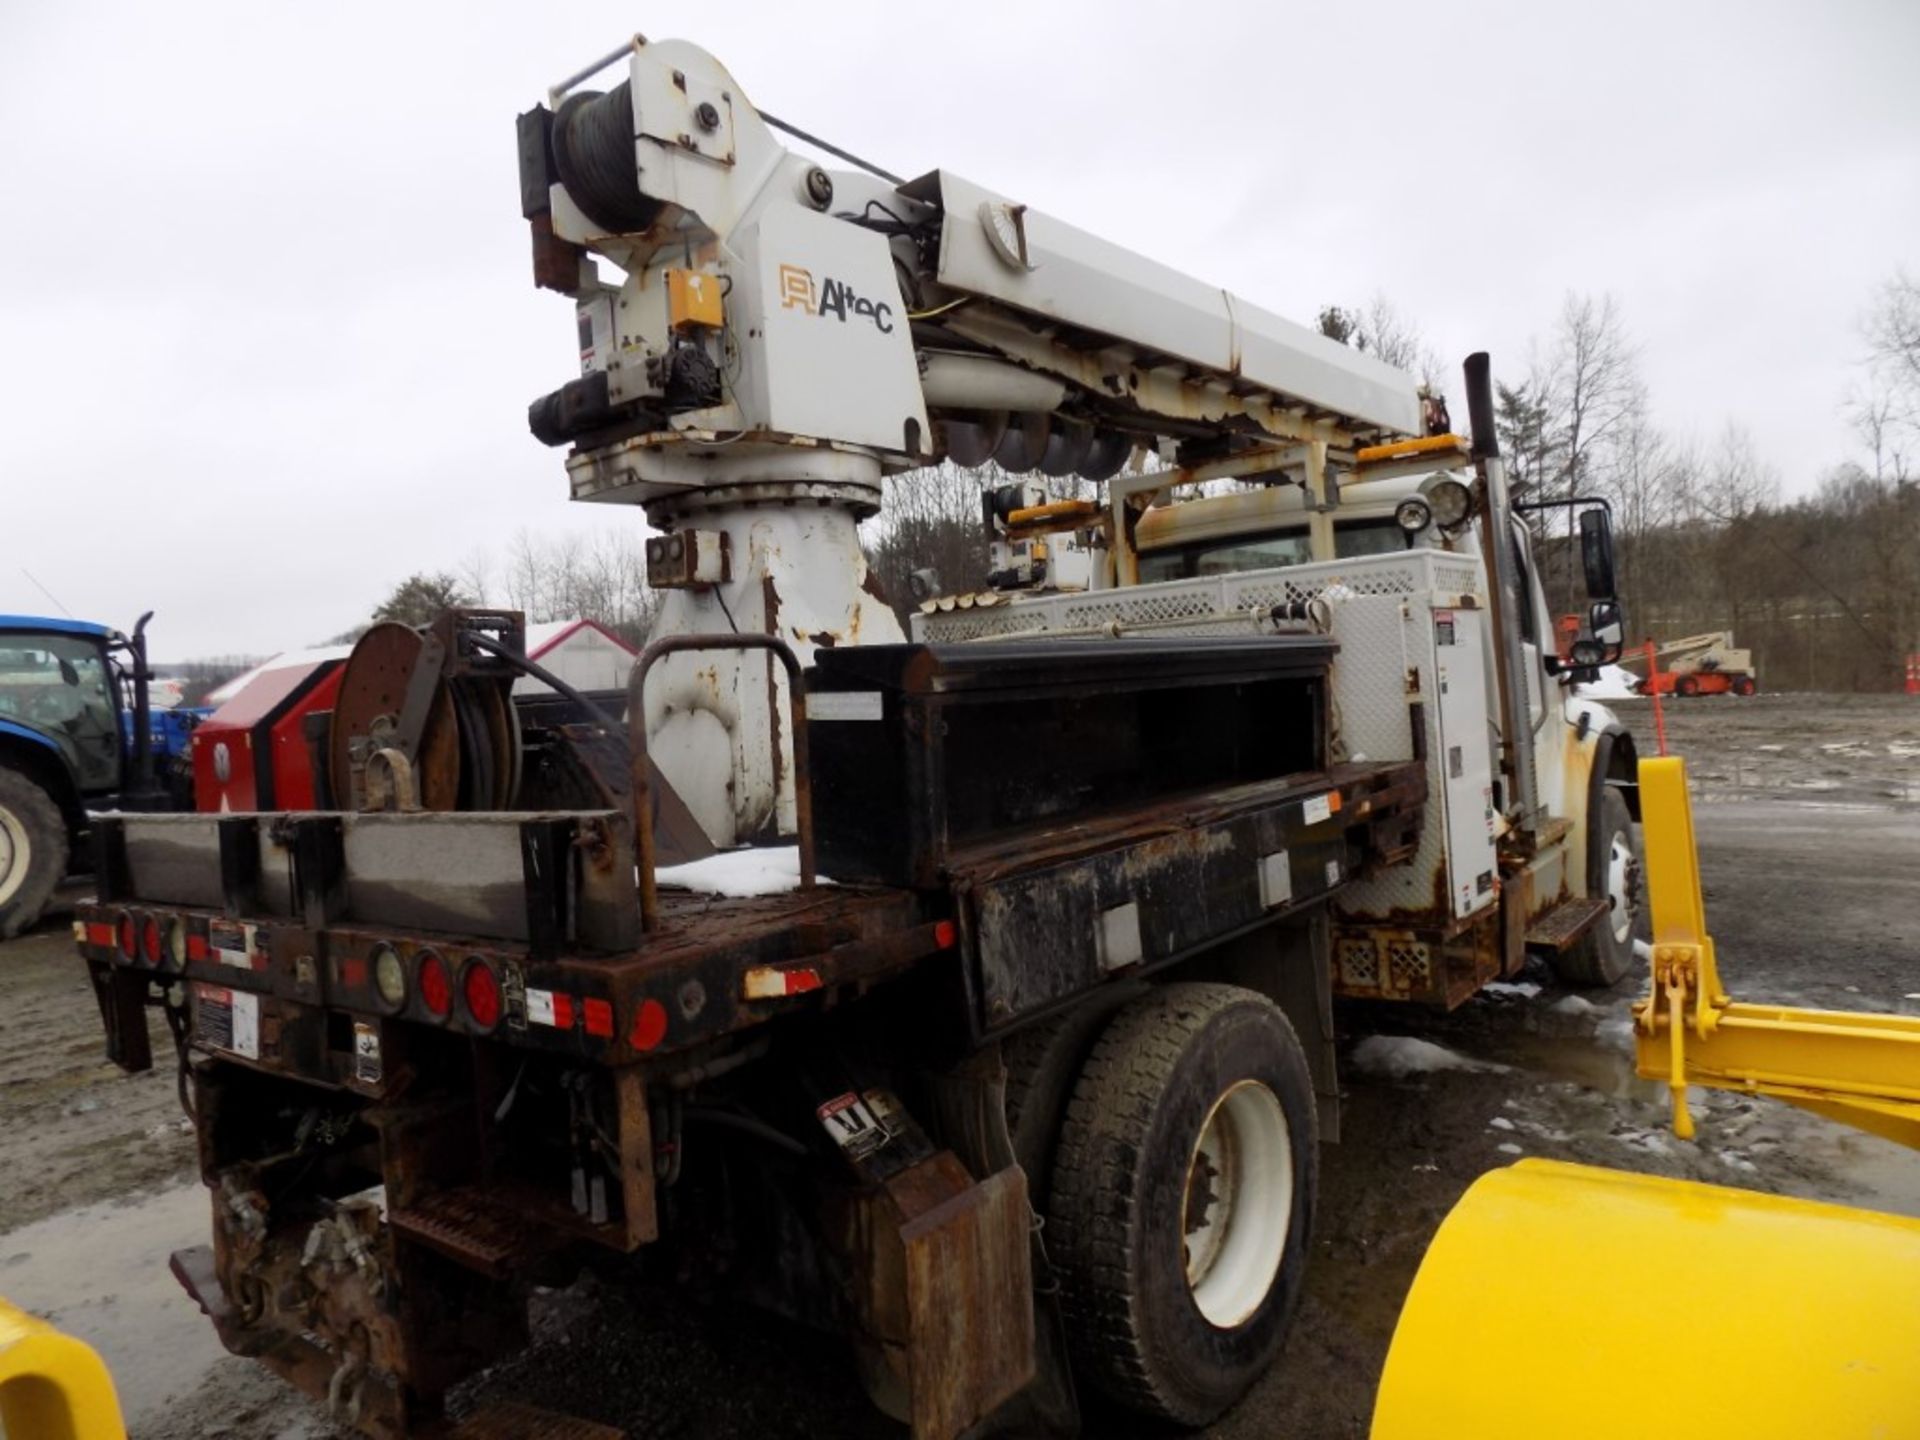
1046 983 1317 1426
0 768 67 940
1733 675 1757 697
1003 987 1144 1215
1554 787 1641 987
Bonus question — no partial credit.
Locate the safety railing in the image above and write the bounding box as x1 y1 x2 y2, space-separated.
626 634 815 931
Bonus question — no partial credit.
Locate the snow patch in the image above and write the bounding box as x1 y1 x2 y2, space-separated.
1595 1016 1637 1055
655 846 832 898
1487 1116 1516 1131
1574 664 1641 700
1550 994 1599 1017
1496 1142 1525 1156
1351 1035 1507 1080
1480 981 1542 1001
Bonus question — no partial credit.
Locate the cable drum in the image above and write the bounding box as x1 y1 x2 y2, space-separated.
552 84 665 234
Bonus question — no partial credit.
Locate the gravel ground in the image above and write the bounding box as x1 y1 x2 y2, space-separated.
4 691 1918 1439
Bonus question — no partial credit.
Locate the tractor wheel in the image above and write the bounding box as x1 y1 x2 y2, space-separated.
1733 676 1758 697
1554 787 1642 987
0 768 68 940
1046 983 1317 1426
1675 674 1701 697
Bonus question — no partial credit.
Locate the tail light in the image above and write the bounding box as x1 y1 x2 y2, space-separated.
417 950 453 1021
461 958 502 1032
371 944 407 1012
116 913 137 961
139 916 162 967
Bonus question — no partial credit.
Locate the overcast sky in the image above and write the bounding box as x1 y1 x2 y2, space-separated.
3 1 1915 658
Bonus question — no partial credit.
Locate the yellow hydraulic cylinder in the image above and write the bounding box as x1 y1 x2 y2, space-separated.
1372 1159 1920 1440
0 1297 127 1440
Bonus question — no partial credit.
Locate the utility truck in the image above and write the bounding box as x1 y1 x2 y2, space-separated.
77 31 1637 1439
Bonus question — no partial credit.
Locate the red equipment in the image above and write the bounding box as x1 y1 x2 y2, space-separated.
190 659 343 812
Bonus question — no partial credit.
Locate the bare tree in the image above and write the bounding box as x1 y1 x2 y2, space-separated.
1548 293 1642 502
1539 294 1643 607
1317 295 1441 390
1864 269 1920 411
1851 271 1920 484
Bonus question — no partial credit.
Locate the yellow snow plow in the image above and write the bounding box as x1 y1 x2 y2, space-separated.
0 1296 127 1440
1373 756 1920 1439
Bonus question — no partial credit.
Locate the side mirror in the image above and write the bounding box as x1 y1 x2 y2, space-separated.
1565 599 1626 672
1579 508 1617 600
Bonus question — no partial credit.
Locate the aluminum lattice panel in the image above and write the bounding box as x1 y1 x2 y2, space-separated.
914 550 1481 645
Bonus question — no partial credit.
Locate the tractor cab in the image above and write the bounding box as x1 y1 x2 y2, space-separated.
0 617 126 799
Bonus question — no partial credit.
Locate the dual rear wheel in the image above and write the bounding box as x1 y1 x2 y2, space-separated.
1027 983 1318 1427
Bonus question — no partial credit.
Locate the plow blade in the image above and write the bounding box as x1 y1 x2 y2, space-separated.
1372 1158 1920 1439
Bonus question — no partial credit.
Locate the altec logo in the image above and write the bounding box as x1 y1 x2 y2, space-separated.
778 263 894 334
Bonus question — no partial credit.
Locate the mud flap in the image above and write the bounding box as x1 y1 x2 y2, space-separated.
843 1154 1036 1440
901 1165 1035 1440
87 959 152 1073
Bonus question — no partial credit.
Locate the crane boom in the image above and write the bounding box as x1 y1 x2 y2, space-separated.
514 33 1436 846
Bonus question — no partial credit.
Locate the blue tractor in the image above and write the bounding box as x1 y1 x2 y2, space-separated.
0 613 192 938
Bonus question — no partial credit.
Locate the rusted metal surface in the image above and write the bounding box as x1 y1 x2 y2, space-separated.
390 1189 532 1279
331 623 462 812
627 632 815 931
901 1166 1035 1439
1525 893 1609 951
954 760 1425 1034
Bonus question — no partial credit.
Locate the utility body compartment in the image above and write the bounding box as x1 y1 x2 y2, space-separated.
806 636 1334 889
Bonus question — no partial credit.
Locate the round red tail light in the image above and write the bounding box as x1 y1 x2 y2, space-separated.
116 913 137 960
417 951 452 1020
140 916 162 967
461 958 501 1032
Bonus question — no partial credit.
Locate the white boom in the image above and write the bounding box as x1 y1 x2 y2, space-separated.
519 35 1430 843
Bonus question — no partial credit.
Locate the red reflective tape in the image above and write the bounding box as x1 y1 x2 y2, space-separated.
629 997 668 1052
933 920 957 950
186 934 209 961
785 968 823 995
85 922 115 948
582 997 614 1038
341 957 367 988
552 993 575 1030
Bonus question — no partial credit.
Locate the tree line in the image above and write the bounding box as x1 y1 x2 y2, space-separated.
1480 274 1917 690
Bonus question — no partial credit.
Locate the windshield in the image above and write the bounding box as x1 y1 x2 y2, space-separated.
1136 518 1407 583
0 632 121 792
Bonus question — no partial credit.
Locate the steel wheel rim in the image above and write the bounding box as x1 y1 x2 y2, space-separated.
1607 831 1637 944
0 803 27 907
1181 1078 1292 1328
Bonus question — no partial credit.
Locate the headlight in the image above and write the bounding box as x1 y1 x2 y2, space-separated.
1394 497 1433 533
1423 476 1475 530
